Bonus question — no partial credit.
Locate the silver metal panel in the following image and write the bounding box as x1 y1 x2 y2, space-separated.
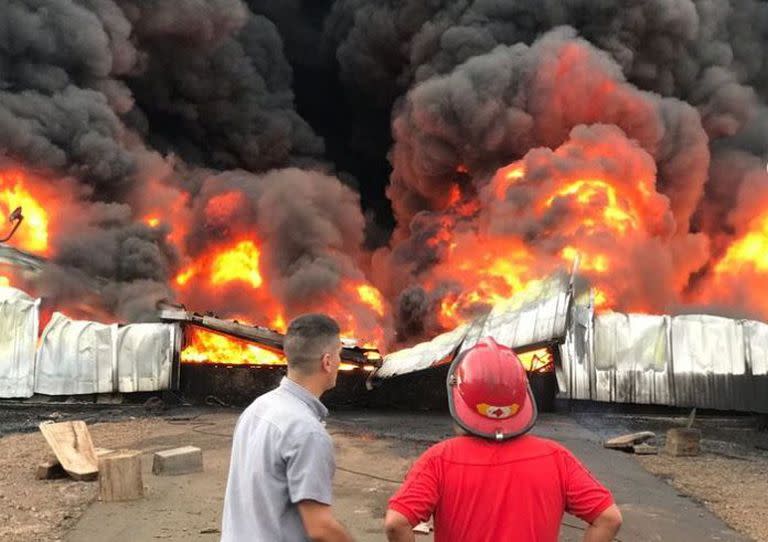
0 287 39 398
743 320 768 376
593 313 671 405
374 323 469 379
561 310 768 413
34 312 117 395
116 323 176 392
559 297 593 400
671 315 746 410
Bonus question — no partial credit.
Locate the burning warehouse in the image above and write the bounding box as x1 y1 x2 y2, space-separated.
0 2 768 414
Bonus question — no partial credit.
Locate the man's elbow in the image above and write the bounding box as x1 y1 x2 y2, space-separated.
595 504 623 533
304 519 339 542
305 523 325 541
384 509 413 540
383 519 405 538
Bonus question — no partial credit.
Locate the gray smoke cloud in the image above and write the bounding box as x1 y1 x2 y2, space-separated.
177 167 388 341
388 28 709 229
122 0 324 171
1 0 767 347
0 0 328 324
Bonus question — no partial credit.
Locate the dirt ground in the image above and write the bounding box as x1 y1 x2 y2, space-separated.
0 408 765 541
638 453 768 542
0 412 429 542
0 416 165 541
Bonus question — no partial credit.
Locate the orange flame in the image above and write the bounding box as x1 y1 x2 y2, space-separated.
210 240 263 288
544 179 640 234
0 171 49 254
356 284 385 317
517 347 554 372
175 239 263 289
714 213 768 274
181 327 284 365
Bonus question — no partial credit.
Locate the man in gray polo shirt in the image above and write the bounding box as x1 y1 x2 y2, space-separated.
221 313 354 542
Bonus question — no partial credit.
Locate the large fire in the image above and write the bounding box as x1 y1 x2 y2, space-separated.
4 132 768 364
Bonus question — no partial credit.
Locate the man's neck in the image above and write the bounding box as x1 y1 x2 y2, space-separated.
286 372 325 398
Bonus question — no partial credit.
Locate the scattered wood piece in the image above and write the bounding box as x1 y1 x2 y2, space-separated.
39 421 98 481
152 446 203 476
604 431 656 451
633 443 659 455
98 450 143 502
36 458 67 480
666 428 701 457
36 448 114 481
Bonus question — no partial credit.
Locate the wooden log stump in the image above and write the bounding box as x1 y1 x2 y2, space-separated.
665 428 701 457
98 450 144 502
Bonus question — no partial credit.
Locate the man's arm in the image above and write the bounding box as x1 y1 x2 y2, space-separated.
581 504 622 542
298 500 354 542
384 509 415 542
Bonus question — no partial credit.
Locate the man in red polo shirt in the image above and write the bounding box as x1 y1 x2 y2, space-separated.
384 337 622 542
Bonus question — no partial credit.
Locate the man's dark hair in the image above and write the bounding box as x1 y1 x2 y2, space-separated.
284 314 341 374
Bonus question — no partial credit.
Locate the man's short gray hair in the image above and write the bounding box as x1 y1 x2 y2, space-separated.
283 314 341 374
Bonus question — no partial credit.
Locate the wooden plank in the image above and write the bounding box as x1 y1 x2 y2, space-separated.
38 421 98 481
98 450 143 501
603 431 656 450
36 448 115 480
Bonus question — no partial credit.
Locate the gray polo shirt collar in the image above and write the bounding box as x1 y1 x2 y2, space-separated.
280 377 329 420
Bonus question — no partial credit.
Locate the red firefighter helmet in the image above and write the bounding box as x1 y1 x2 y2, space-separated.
447 337 537 440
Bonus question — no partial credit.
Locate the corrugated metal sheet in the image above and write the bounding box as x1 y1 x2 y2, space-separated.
562 310 768 413
34 312 117 395
459 276 571 354
374 323 469 379
116 323 176 392
34 313 177 395
0 287 39 398
671 315 747 411
375 275 571 380
593 313 671 405
557 296 592 399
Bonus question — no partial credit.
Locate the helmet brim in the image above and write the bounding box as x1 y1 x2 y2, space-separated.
447 356 538 440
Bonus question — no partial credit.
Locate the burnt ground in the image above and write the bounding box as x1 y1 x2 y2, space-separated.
0 400 767 541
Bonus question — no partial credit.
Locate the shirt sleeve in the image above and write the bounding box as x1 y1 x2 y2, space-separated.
562 449 615 523
387 448 440 526
285 430 335 505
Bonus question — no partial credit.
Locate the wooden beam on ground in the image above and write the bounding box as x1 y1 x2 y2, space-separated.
604 431 656 451
39 421 98 481
35 448 115 480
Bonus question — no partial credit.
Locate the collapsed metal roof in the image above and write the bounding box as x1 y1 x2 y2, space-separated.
158 303 380 366
374 273 573 379
376 273 768 414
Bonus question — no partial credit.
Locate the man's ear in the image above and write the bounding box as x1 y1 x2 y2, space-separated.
320 352 331 372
